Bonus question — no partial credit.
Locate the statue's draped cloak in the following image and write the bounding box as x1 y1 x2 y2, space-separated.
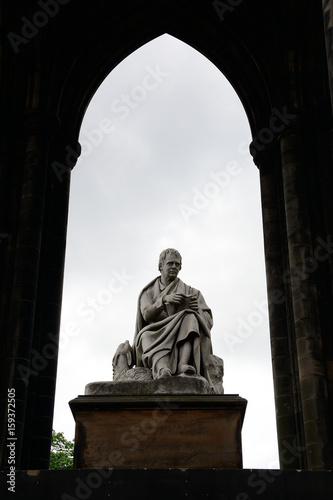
133 277 214 384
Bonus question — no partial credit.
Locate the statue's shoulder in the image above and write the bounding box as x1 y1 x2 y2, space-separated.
181 280 200 295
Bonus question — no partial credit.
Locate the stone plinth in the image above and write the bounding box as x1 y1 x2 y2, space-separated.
69 389 247 469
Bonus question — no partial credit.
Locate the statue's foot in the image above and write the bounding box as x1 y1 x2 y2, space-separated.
178 364 196 376
158 368 172 378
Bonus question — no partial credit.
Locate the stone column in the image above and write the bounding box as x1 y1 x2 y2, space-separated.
0 110 58 469
26 136 80 469
279 115 333 469
321 3 333 420
251 143 306 469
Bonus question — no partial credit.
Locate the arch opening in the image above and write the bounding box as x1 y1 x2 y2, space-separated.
54 34 278 468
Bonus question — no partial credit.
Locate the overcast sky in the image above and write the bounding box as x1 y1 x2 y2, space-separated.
53 34 279 469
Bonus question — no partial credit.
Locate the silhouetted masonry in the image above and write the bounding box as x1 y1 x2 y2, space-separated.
1 0 333 480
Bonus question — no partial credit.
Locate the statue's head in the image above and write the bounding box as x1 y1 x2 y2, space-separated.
158 248 182 272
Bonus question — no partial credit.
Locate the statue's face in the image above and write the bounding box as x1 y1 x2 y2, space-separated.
160 254 181 284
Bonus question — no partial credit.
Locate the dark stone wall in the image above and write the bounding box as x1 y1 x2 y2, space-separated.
1 469 333 500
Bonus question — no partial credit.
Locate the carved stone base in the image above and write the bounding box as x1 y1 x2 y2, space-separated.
69 393 247 469
85 374 215 396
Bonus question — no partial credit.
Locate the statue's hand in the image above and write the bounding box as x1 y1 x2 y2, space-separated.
164 292 186 305
189 296 199 311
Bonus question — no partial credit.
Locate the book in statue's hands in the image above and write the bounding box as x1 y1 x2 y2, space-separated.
176 294 193 312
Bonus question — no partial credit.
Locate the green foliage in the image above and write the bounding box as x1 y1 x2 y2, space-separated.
49 430 74 470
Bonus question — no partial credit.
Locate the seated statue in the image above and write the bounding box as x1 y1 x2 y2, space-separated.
131 248 221 391
111 248 224 393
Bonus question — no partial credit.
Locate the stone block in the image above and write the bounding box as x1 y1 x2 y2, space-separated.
69 393 247 469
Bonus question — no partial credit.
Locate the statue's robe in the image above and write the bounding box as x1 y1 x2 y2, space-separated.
133 277 214 387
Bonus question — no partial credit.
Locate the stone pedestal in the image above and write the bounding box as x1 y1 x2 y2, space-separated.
69 382 247 469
